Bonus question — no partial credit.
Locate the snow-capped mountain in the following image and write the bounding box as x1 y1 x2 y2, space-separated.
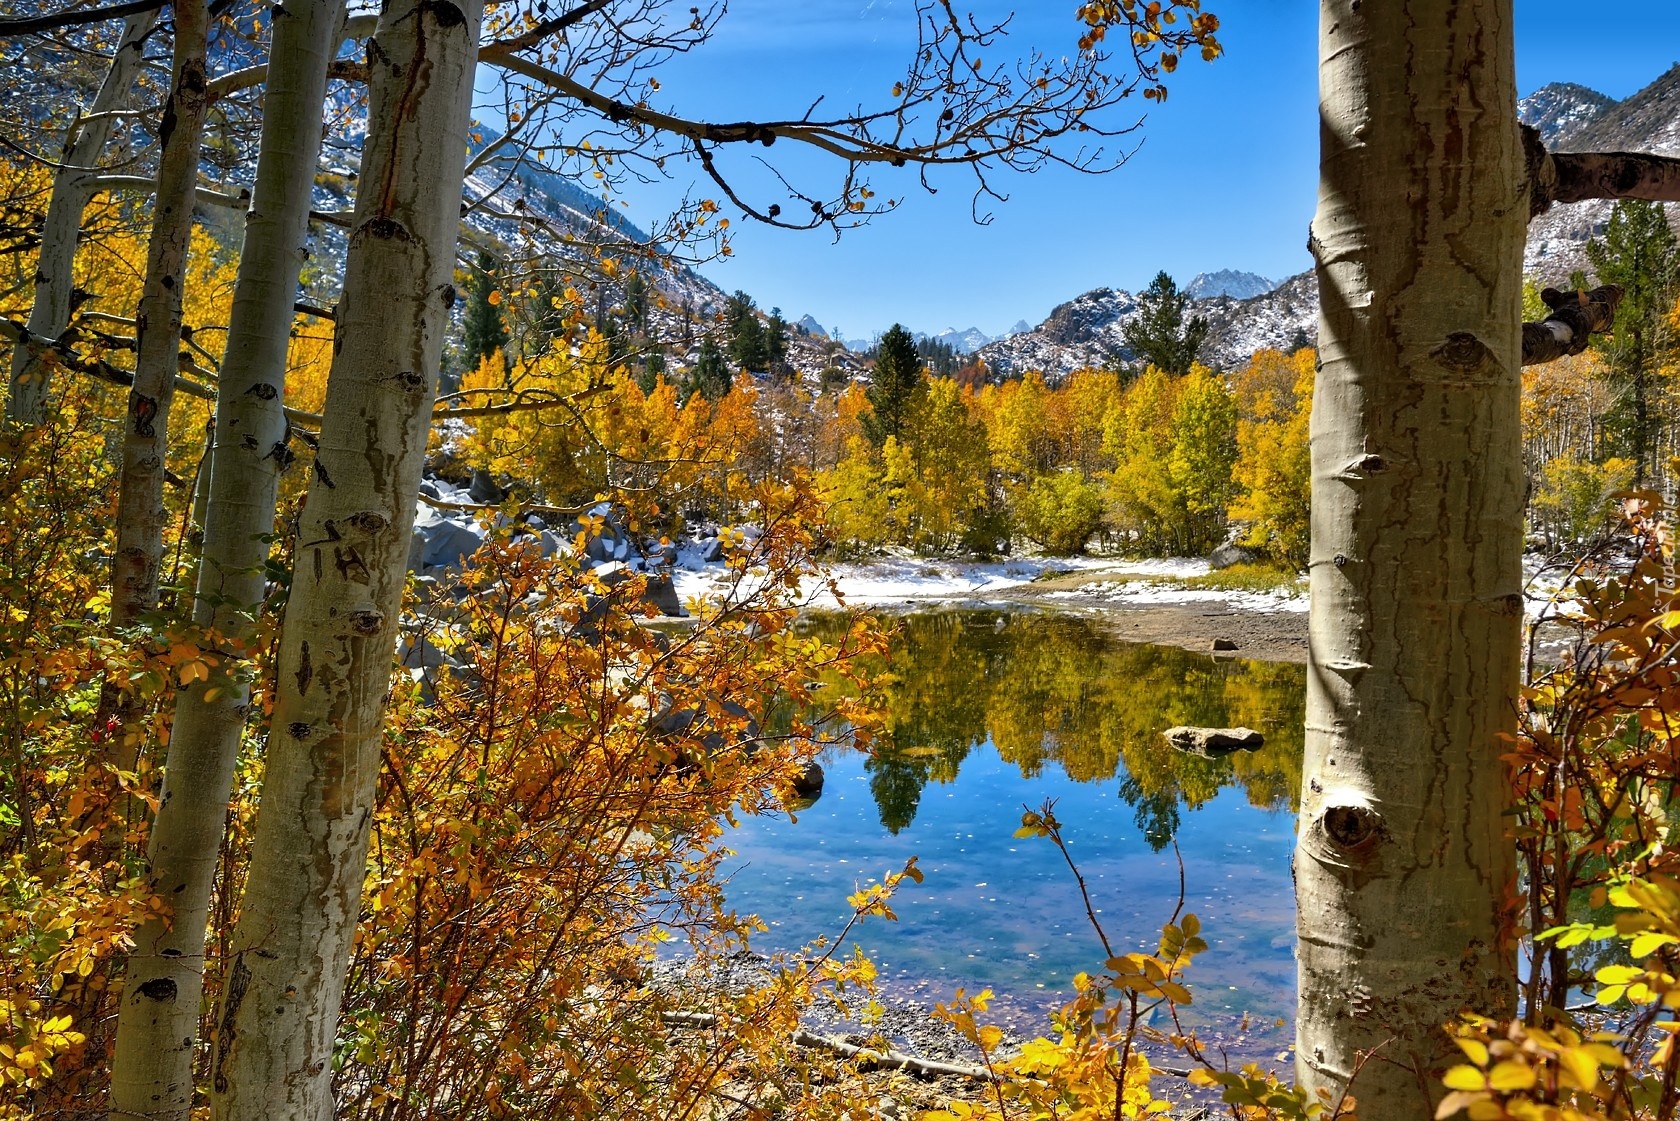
975 274 1318 380
1518 81 1616 147
920 326 997 354
1185 270 1279 301
978 65 1680 381
1526 64 1680 280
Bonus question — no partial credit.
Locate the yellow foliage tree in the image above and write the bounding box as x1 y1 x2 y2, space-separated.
1231 348 1315 569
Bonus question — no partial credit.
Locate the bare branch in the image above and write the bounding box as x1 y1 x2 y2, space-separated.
85 172 249 209
1521 285 1623 367
0 0 163 37
481 0 614 57
1551 151 1680 207
1525 124 1680 218
208 57 368 101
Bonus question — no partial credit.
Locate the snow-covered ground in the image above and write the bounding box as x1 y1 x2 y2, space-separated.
1041 576 1311 615
669 548 1312 614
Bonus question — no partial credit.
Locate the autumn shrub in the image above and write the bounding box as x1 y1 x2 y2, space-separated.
329 477 898 1120
0 394 176 1118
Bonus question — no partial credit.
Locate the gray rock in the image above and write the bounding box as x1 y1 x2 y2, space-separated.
1164 726 1264 757
1208 542 1260 570
407 528 429 573
467 468 503 505
643 573 685 617
1210 637 1239 652
399 632 467 702
700 536 723 563
790 760 825 799
400 633 463 671
418 480 440 500
422 519 486 569
655 699 755 754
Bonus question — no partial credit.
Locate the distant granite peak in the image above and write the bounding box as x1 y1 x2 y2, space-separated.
1185 269 1279 301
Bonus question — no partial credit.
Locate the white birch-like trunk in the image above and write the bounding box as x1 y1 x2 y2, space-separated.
109 5 347 1117
5 10 157 425
1296 2 1524 1115
208 3 483 1118
110 0 211 630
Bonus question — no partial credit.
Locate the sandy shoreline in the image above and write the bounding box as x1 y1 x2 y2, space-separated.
990 570 1310 664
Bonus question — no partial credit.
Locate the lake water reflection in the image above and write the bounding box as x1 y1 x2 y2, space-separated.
721 608 1304 1058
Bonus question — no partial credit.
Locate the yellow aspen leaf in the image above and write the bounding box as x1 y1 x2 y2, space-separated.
1441 1065 1489 1092
1555 1046 1599 1090
1630 931 1678 957
1158 981 1191 1004
1485 1060 1536 1091
1454 1037 1490 1066
1434 1090 1482 1119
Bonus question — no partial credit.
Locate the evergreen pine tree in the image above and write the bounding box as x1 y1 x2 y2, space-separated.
1586 199 1679 485
687 335 732 402
1121 271 1208 375
462 249 510 367
725 289 768 371
862 324 924 446
765 308 790 376
623 270 649 332
637 348 665 394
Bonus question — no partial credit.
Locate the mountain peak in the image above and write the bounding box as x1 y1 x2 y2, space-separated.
1185 269 1279 301
1518 81 1616 147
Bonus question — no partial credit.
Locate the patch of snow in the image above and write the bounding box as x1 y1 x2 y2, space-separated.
1043 578 1308 614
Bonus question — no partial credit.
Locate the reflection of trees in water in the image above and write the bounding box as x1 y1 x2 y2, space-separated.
804 610 1306 843
860 613 996 833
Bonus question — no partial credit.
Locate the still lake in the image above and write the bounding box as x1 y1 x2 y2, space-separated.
721 608 1304 1059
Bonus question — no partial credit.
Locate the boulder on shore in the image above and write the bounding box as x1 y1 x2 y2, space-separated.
1163 726 1264 757
1208 542 1260 570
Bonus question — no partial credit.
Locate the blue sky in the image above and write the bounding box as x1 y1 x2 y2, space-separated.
499 2 1680 341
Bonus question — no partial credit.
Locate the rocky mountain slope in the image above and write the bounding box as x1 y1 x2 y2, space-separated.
974 67 1680 381
976 273 1318 378
1518 82 1616 146
1525 65 1680 280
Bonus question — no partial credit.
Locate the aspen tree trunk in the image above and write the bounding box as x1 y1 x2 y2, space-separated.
109 5 347 1117
5 10 157 425
109 0 211 632
209 3 483 1118
1296 1 1524 1115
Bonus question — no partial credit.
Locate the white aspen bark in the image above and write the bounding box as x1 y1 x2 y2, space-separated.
1297 2 1524 1115
109 5 348 1117
208 3 484 1118
5 9 157 425
110 0 211 630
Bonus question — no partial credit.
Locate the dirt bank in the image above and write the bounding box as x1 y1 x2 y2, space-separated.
988 571 1309 664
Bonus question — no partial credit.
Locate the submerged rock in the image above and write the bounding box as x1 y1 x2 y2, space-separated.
1163 725 1264 757
790 761 825 799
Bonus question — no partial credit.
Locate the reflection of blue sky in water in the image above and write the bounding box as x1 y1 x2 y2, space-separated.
718 612 1302 1063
